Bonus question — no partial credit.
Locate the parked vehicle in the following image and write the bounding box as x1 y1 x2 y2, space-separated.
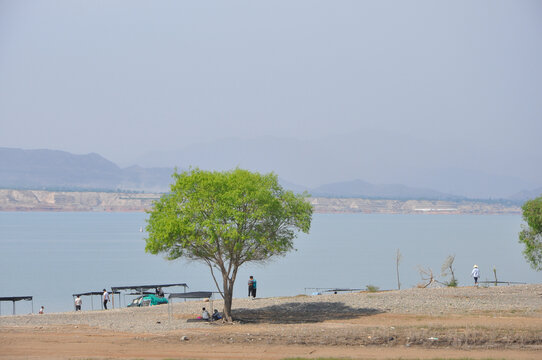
127 294 168 307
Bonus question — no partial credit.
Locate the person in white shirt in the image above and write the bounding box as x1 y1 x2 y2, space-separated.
75 296 82 311
103 289 110 310
201 307 210 321
471 265 480 286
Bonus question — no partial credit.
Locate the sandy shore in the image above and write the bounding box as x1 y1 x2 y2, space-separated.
1 284 542 359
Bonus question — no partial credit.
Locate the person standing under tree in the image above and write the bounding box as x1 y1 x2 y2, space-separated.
102 289 110 309
248 275 257 299
471 265 480 286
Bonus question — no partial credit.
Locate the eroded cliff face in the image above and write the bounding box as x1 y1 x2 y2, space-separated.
0 190 160 211
308 197 521 214
0 190 521 214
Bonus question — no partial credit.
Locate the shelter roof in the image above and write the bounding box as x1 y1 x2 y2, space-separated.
168 291 213 299
0 296 32 302
127 292 154 295
72 291 120 297
111 283 188 292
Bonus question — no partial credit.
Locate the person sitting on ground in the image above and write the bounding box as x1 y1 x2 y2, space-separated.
212 309 222 321
39 306 44 314
201 307 210 321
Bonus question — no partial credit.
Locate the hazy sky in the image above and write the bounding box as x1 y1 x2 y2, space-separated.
1 1 541 192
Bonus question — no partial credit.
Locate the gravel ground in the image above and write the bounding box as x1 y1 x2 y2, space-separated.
1 284 541 333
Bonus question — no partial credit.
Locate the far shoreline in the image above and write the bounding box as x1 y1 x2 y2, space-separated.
0 189 522 214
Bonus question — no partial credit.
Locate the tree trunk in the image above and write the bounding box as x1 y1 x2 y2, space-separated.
396 262 401 290
222 275 234 322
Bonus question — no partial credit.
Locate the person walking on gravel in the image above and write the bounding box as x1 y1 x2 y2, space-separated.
102 289 110 309
248 276 257 299
75 295 82 311
471 265 480 286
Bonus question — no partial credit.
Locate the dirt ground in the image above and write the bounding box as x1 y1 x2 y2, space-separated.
2 312 542 360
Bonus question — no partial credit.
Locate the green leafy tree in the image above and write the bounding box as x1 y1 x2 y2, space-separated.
519 196 542 271
145 168 312 321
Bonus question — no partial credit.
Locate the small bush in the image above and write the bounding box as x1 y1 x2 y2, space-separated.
366 285 380 292
445 278 458 287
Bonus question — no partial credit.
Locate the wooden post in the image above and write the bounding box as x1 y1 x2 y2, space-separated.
168 299 172 324
396 249 402 290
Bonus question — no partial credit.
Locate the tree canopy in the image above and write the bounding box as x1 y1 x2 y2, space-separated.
519 196 542 271
145 168 312 320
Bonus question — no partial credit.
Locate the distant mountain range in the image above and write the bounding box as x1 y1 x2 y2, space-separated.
308 179 459 200
0 147 540 202
0 148 172 192
128 133 542 199
507 187 542 202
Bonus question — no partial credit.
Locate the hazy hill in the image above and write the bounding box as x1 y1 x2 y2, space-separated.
508 187 542 202
0 148 172 192
0 147 538 202
1 147 458 199
130 133 540 199
310 179 460 200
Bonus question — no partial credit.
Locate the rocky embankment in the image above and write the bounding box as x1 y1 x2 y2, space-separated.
0 189 159 212
0 189 521 214
2 285 542 360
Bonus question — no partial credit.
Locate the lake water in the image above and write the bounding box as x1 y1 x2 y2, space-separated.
0 212 538 314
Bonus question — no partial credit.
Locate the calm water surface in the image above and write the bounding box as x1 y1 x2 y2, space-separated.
0 212 538 314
